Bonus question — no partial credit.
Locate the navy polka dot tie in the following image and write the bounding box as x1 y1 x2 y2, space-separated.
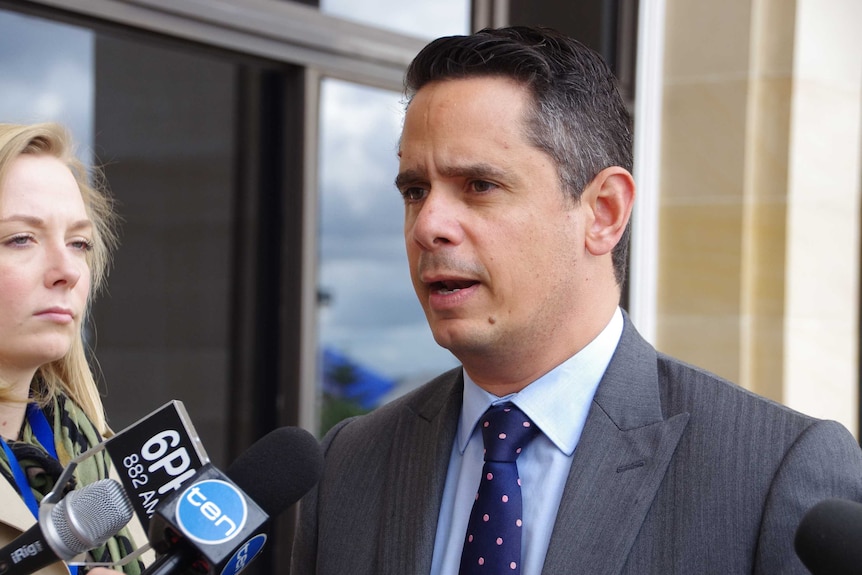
459 402 540 574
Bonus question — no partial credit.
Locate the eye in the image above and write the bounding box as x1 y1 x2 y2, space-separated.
4 233 34 247
69 238 94 252
400 186 428 202
470 180 497 193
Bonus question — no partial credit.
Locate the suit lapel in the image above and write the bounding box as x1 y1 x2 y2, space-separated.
542 317 689 575
379 369 462 574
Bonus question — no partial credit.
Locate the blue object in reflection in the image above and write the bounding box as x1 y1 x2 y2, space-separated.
322 347 395 410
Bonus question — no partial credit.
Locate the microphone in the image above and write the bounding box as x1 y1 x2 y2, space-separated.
794 498 862 574
143 426 323 575
0 478 133 575
102 401 210 529
45 401 211 531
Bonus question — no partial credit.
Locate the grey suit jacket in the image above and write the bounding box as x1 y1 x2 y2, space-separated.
291 317 862 574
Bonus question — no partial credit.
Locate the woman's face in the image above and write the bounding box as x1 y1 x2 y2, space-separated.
0 154 92 376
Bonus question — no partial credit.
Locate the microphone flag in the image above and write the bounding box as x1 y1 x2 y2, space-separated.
103 401 210 529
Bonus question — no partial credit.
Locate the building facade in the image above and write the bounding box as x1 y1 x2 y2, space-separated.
1 0 859 571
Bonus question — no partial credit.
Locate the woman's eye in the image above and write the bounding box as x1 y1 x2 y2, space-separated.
70 239 94 251
5 234 33 247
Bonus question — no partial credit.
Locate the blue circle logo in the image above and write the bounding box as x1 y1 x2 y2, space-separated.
221 534 267 575
176 479 248 545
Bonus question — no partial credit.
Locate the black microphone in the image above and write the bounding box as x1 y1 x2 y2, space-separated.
0 478 134 575
142 426 324 575
794 498 862 574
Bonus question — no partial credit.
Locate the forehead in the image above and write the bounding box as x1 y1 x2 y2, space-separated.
399 77 535 161
405 76 529 126
0 154 85 213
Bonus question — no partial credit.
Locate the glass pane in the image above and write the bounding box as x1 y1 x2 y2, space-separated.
317 78 459 434
320 0 469 39
91 35 238 466
0 9 94 162
0 7 238 467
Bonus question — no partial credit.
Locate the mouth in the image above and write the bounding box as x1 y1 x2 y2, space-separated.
36 307 74 320
430 279 479 295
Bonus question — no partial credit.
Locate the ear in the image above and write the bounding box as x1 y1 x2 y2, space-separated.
582 166 635 256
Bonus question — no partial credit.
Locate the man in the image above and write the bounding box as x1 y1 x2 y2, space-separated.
290 26 862 574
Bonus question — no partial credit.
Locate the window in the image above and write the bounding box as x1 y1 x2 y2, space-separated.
316 78 459 435
321 0 469 39
0 5 303 468
0 10 94 156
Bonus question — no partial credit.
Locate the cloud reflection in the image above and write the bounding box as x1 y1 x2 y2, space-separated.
0 9 94 159
314 0 469 388
318 78 459 386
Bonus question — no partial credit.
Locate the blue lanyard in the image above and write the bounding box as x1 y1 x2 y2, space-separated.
1 403 57 517
0 404 79 574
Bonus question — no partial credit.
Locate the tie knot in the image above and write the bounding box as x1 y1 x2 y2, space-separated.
480 402 539 463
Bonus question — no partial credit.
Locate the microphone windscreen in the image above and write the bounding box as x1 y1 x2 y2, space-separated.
49 478 134 557
795 498 862 575
225 427 324 516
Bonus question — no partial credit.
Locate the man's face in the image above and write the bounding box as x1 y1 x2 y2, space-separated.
397 76 592 377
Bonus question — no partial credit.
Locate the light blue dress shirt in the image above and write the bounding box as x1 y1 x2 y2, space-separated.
430 307 624 575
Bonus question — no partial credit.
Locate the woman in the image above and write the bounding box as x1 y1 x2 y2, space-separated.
0 122 142 574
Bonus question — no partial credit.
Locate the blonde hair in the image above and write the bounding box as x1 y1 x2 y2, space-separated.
0 122 119 434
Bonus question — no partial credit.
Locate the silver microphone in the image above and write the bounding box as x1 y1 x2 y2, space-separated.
43 478 135 558
0 478 134 575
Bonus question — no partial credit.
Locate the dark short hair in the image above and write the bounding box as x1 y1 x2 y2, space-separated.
405 26 633 286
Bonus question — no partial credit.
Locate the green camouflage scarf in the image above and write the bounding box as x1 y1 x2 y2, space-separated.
0 393 142 574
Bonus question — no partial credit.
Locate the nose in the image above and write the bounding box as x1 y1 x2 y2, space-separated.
408 189 464 251
44 244 82 289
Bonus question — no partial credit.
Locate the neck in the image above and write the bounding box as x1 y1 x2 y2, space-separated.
0 401 28 442
0 368 37 442
464 301 619 395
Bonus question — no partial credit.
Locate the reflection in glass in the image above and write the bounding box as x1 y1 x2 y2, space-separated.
320 0 468 39
0 9 94 162
317 78 458 433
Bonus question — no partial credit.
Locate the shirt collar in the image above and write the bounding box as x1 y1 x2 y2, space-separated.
458 307 624 455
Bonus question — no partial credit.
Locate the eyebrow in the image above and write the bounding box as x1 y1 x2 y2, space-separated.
394 168 426 190
0 214 93 231
395 163 511 189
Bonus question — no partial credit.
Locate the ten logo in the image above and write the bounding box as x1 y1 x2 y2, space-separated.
221 534 267 575
176 479 248 545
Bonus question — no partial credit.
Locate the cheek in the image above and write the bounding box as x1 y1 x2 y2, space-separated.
521 221 578 281
0 267 30 300
404 248 423 290
75 266 93 301
404 241 418 266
